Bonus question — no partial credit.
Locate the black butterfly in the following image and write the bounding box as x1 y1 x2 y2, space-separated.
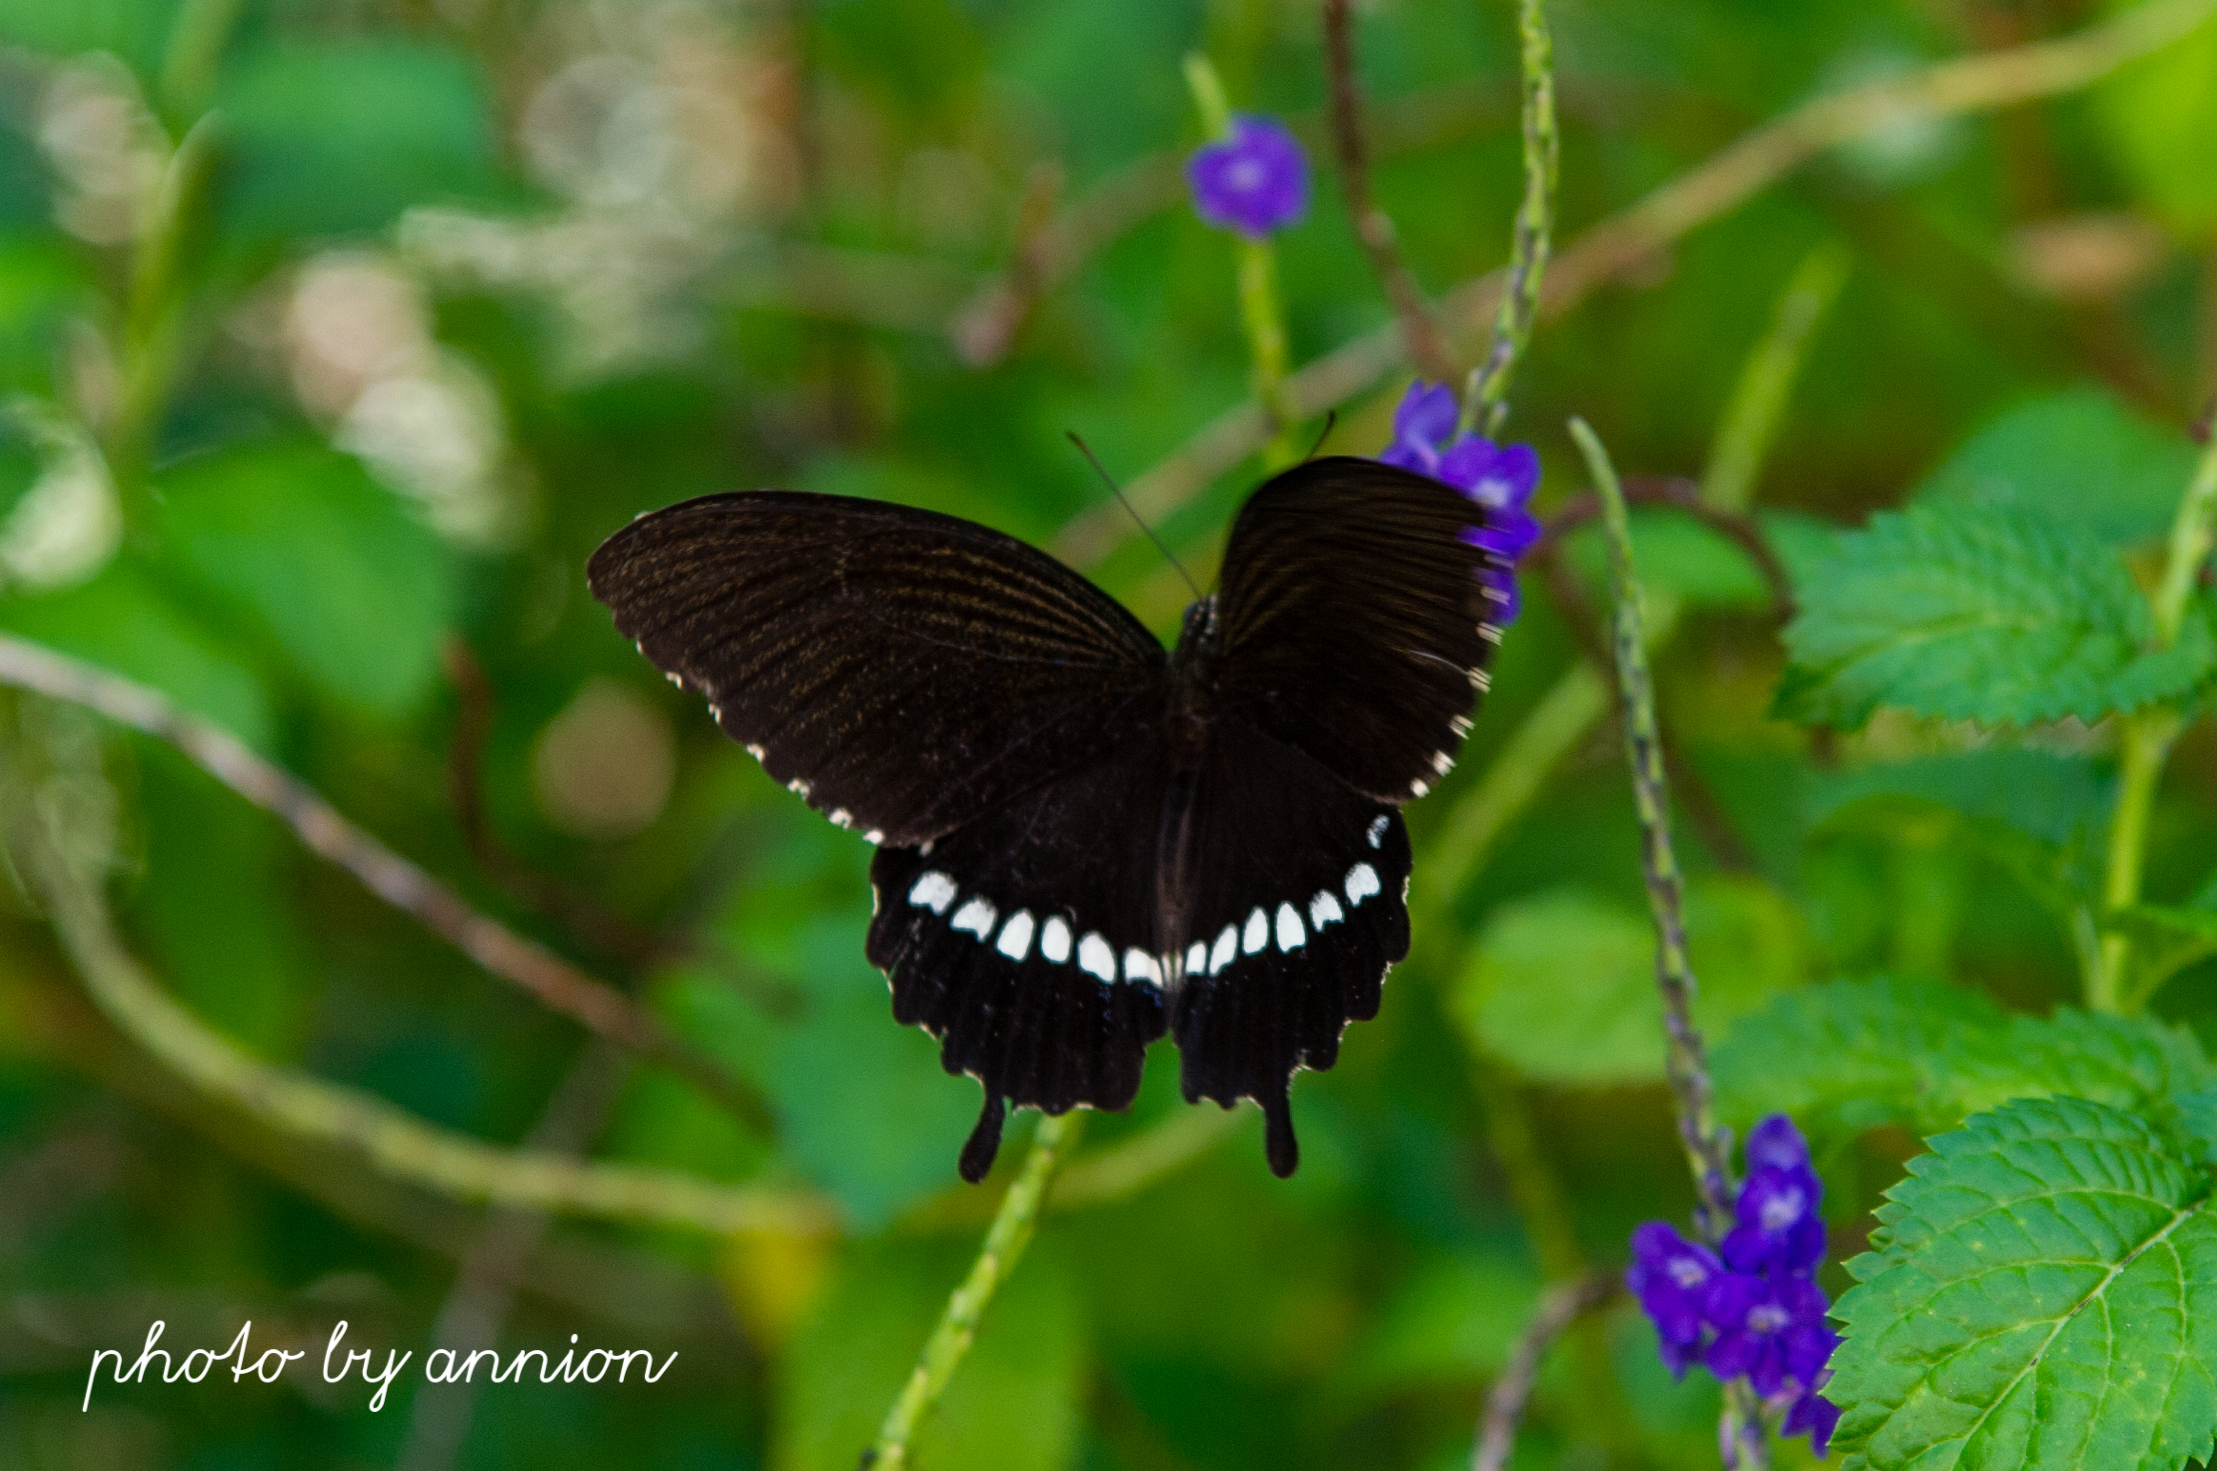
586 455 1505 1182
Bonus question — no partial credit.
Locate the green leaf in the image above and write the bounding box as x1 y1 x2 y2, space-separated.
1713 978 2216 1143
0 562 272 746
2091 6 2217 237
775 1240 1085 1471
2109 904 2217 1001
214 41 502 240
1829 1097 2217 1471
1777 501 2214 729
150 441 455 717
1914 387 2204 547
0 0 171 76
1455 876 1804 1086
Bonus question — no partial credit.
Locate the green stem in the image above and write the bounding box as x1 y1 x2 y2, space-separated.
1461 0 1557 436
2096 429 2217 1011
869 1112 1084 1470
1236 238 1299 467
1699 242 1851 513
12 804 834 1240
1575 415 1764 1467
1569 418 1736 1227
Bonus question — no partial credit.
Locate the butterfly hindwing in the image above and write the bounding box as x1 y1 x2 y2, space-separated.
867 712 1177 1180
587 492 1169 846
1163 717 1415 1177
1213 456 1499 804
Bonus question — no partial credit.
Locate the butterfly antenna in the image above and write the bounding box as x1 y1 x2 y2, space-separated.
1067 432 1202 601
1303 409 1338 462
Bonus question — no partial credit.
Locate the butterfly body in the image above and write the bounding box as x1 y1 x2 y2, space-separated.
588 457 1504 1182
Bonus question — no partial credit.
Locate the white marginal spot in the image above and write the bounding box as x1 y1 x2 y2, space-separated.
1210 925 1238 974
1041 916 1073 963
1275 903 1305 951
1078 932 1116 982
1242 908 1268 954
1430 750 1454 776
1479 625 1504 645
745 743 766 759
864 829 884 845
996 910 1036 962
1410 779 1430 798
919 839 935 856
828 808 852 829
1366 815 1389 849
787 778 811 798
1123 949 1162 987
1345 862 1382 906
908 870 958 913
1309 890 1344 928
1451 715 1473 737
1186 941 1207 975
952 896 997 939
664 671 684 688
1473 668 1494 691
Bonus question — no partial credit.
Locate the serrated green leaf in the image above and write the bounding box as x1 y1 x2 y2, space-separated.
1829 1097 2217 1471
1713 979 2215 1143
1806 750 2111 851
1914 388 2204 547
150 441 454 717
1778 501 2214 729
1455 877 1804 1086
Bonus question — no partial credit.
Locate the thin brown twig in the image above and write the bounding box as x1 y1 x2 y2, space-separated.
0 633 776 1135
1322 0 1457 383
950 161 1067 366
1051 0 2215 568
1470 1272 1620 1471
441 643 803 1017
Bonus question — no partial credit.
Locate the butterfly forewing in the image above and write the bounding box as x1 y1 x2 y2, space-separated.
1212 457 1500 803
587 492 1169 845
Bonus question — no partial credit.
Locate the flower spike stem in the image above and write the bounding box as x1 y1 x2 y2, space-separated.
1573 418 1772 1467
1184 53 1302 469
1569 419 1735 1225
866 1111 1086 1471
1461 0 1557 438
2097 426 2217 1011
1470 1272 1619 1471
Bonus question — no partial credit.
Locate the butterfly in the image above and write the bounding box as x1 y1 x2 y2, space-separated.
586 455 1506 1182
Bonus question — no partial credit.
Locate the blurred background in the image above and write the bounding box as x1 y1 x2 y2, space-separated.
0 0 2213 1467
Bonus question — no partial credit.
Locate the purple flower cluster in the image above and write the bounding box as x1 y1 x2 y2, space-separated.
1377 380 1542 621
1627 1116 1841 1460
1187 115 1309 238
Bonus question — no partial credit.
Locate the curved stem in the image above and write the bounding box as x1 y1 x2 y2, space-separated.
867 1112 1085 1470
0 633 775 1132
16 812 833 1240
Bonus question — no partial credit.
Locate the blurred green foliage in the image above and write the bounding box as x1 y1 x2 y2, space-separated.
0 0 2211 1468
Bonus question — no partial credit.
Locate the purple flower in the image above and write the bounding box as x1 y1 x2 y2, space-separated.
1627 1222 1722 1377
1187 115 1308 237
1784 1379 1842 1457
1704 1272 1835 1400
1721 1164 1828 1276
1376 380 1543 622
1744 1114 1813 1174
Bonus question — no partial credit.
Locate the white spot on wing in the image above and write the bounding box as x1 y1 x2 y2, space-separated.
1309 890 1343 928
952 896 997 938
745 743 766 759
828 808 852 828
787 778 811 798
1275 903 1305 951
864 829 884 845
1410 779 1430 798
1430 750 1454 776
1186 941 1207 974
1451 715 1473 737
1078 932 1116 982
1210 925 1238 974
1345 862 1382 906
1242 908 1268 954
908 871 957 913
996 911 1035 961
1123 949 1162 986
1366 815 1389 849
1479 625 1504 645
1041 916 1072 963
